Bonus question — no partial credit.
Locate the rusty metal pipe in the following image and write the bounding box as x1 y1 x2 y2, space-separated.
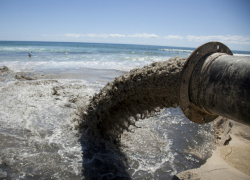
180 42 250 125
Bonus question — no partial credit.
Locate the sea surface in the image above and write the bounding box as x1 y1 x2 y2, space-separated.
0 41 249 179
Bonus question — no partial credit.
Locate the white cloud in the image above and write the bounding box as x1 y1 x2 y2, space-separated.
63 33 126 38
44 33 250 46
186 35 250 45
164 35 183 40
61 33 160 39
86 34 126 38
64 34 82 38
109 34 126 38
127 33 159 38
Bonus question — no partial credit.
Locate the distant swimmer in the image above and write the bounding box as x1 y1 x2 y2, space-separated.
28 52 32 57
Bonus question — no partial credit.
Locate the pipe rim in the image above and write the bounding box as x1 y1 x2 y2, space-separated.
179 41 233 124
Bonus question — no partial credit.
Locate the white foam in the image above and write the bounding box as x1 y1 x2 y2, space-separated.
121 117 175 177
0 57 156 72
120 107 214 179
234 53 250 57
159 49 193 53
0 79 96 179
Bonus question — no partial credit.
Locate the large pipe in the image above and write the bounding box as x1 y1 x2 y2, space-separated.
180 42 250 125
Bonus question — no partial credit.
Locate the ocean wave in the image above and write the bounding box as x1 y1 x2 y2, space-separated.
233 53 250 57
159 49 193 53
0 46 82 53
0 60 151 72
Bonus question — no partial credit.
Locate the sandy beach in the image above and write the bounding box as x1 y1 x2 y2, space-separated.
173 117 250 180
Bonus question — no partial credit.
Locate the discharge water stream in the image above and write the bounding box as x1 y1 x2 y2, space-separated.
80 57 209 179
81 57 186 142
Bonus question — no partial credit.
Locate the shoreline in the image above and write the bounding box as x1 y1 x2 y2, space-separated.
173 117 250 180
0 66 125 83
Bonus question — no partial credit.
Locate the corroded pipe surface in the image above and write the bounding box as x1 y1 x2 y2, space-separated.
180 42 250 125
190 53 250 124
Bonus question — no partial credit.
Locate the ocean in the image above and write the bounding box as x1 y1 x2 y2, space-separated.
0 41 249 180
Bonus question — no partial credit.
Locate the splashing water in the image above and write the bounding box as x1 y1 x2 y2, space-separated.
79 57 213 179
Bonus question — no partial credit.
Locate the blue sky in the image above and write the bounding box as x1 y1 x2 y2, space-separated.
0 0 250 50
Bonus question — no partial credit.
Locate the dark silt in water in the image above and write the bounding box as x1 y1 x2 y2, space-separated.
80 57 189 179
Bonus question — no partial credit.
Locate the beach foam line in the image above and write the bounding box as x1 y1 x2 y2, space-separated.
159 49 193 53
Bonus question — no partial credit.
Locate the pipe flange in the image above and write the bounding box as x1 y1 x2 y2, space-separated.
180 41 233 124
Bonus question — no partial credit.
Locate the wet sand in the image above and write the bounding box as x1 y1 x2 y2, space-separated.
0 66 126 83
174 117 250 180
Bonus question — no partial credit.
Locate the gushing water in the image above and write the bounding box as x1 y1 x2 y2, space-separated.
80 57 186 143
